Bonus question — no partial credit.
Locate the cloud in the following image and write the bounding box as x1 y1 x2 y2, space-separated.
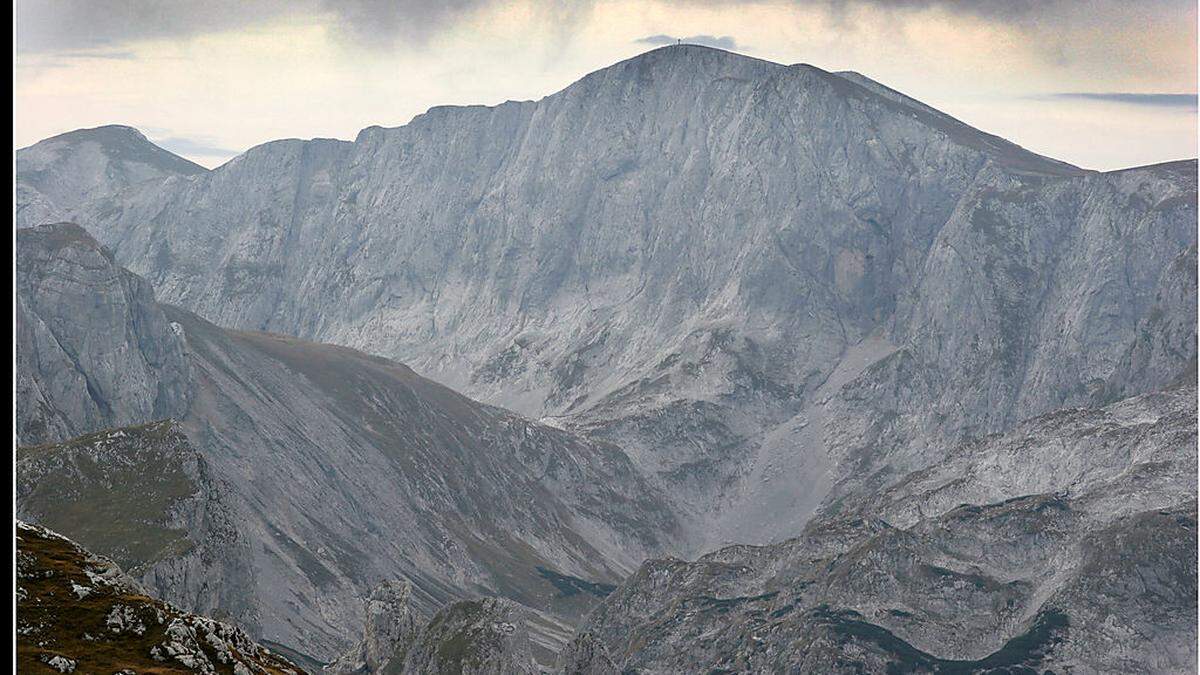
15 1 295 53
1045 92 1197 109
54 50 138 60
636 34 739 50
316 0 495 47
15 0 1192 58
14 0 589 53
713 0 1192 24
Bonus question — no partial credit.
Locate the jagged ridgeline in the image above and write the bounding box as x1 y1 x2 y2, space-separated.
15 44 1199 672
562 385 1198 672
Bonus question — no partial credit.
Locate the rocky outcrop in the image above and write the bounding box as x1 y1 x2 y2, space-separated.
15 222 678 661
16 420 258 637
325 580 419 673
16 223 191 445
16 520 303 674
328 590 540 675
560 384 1198 673
401 598 539 675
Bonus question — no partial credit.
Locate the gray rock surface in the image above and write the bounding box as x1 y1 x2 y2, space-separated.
16 223 192 445
15 223 679 662
17 47 1195 553
561 384 1198 673
325 580 419 673
16 125 206 229
400 597 539 675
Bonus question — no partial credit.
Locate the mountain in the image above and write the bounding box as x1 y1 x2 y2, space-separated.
14 44 1199 671
16 520 305 674
16 125 206 229
15 222 679 662
16 46 1196 553
561 383 1198 673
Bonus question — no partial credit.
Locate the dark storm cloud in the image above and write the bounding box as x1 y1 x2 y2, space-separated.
14 0 492 53
14 0 590 53
15 1 293 53
1047 93 1198 110
637 34 739 50
14 0 1193 54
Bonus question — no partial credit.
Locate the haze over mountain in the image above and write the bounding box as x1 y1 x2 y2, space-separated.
14 45 1198 671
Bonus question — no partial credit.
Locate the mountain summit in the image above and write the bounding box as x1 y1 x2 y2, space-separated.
16 124 205 228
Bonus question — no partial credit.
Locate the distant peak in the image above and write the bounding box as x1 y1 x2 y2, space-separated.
45 124 149 144
22 124 208 175
574 43 785 90
629 43 768 65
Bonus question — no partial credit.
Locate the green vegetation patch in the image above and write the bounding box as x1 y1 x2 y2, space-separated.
17 421 199 574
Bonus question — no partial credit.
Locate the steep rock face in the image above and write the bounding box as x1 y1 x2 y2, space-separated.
15 222 679 661
21 48 1083 431
15 223 191 445
326 580 419 673
15 521 304 674
810 161 1198 510
561 384 1198 673
16 47 1196 546
16 125 206 229
1106 241 1199 399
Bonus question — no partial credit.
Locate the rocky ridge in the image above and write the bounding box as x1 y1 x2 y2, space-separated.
560 384 1198 673
16 520 304 674
16 223 191 446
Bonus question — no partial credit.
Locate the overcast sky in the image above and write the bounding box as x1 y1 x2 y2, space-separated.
14 0 1198 170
